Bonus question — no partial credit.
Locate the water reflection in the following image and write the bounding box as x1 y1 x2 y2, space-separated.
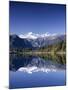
9 54 66 88
10 54 66 73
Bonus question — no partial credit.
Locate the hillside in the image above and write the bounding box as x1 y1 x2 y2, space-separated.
38 40 66 53
10 34 66 54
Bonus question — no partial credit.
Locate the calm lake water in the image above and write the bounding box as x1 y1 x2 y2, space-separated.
9 54 66 89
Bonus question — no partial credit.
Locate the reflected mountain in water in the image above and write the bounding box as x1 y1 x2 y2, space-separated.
10 54 66 74
18 66 57 74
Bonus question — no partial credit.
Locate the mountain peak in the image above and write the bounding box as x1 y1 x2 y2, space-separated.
19 32 37 39
19 32 58 39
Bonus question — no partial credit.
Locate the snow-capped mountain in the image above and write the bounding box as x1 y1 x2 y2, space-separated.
19 32 58 40
19 32 65 48
10 32 65 49
10 34 33 48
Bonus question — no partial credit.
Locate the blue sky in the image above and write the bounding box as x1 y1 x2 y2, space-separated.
9 1 66 35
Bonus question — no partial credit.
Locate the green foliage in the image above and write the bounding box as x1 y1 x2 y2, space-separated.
39 40 66 52
10 40 66 54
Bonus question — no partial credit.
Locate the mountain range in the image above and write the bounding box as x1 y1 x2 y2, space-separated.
10 32 65 49
10 34 33 49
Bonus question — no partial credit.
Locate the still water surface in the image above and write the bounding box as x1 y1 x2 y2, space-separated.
9 54 66 89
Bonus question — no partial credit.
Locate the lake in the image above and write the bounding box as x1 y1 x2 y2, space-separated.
9 54 66 89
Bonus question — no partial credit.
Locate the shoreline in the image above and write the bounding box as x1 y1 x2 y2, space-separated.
10 51 66 55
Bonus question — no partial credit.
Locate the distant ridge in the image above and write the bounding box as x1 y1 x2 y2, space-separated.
10 33 65 49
